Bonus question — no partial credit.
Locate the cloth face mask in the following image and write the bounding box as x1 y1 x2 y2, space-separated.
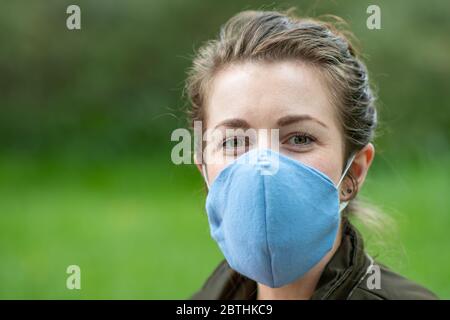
202 148 355 288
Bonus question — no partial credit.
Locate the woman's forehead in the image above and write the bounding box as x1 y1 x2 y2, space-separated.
205 60 338 129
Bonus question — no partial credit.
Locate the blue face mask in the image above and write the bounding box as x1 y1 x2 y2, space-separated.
202 148 355 288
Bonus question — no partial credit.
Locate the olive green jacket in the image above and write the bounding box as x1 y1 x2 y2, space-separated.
191 219 438 300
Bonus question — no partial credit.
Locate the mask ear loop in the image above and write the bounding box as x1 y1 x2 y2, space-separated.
201 164 210 190
337 153 356 213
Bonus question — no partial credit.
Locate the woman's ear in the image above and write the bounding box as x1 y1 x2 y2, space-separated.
340 143 375 201
350 142 375 189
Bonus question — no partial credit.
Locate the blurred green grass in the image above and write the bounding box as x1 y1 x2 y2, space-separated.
0 154 448 299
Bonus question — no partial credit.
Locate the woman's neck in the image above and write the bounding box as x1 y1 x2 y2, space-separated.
256 222 343 300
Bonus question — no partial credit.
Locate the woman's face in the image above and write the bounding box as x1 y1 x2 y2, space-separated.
202 60 351 192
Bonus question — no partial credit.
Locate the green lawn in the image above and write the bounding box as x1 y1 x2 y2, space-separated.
0 154 448 299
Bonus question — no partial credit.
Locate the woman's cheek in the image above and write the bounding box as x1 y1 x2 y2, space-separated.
314 161 343 185
292 153 343 185
206 163 226 185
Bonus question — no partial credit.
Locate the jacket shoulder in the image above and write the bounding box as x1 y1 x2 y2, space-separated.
350 263 438 300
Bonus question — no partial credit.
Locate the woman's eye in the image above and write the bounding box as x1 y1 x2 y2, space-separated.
286 134 314 146
223 136 247 150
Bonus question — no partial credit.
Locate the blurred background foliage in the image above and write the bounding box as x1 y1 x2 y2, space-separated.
0 0 449 298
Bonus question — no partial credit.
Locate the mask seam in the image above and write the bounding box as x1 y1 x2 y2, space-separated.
261 174 275 287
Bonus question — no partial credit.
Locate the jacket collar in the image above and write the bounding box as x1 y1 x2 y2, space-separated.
310 218 372 299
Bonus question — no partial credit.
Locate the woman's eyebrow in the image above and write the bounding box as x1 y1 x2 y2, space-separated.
214 118 251 130
277 114 328 129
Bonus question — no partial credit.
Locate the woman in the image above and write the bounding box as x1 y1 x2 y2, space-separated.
184 9 437 300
